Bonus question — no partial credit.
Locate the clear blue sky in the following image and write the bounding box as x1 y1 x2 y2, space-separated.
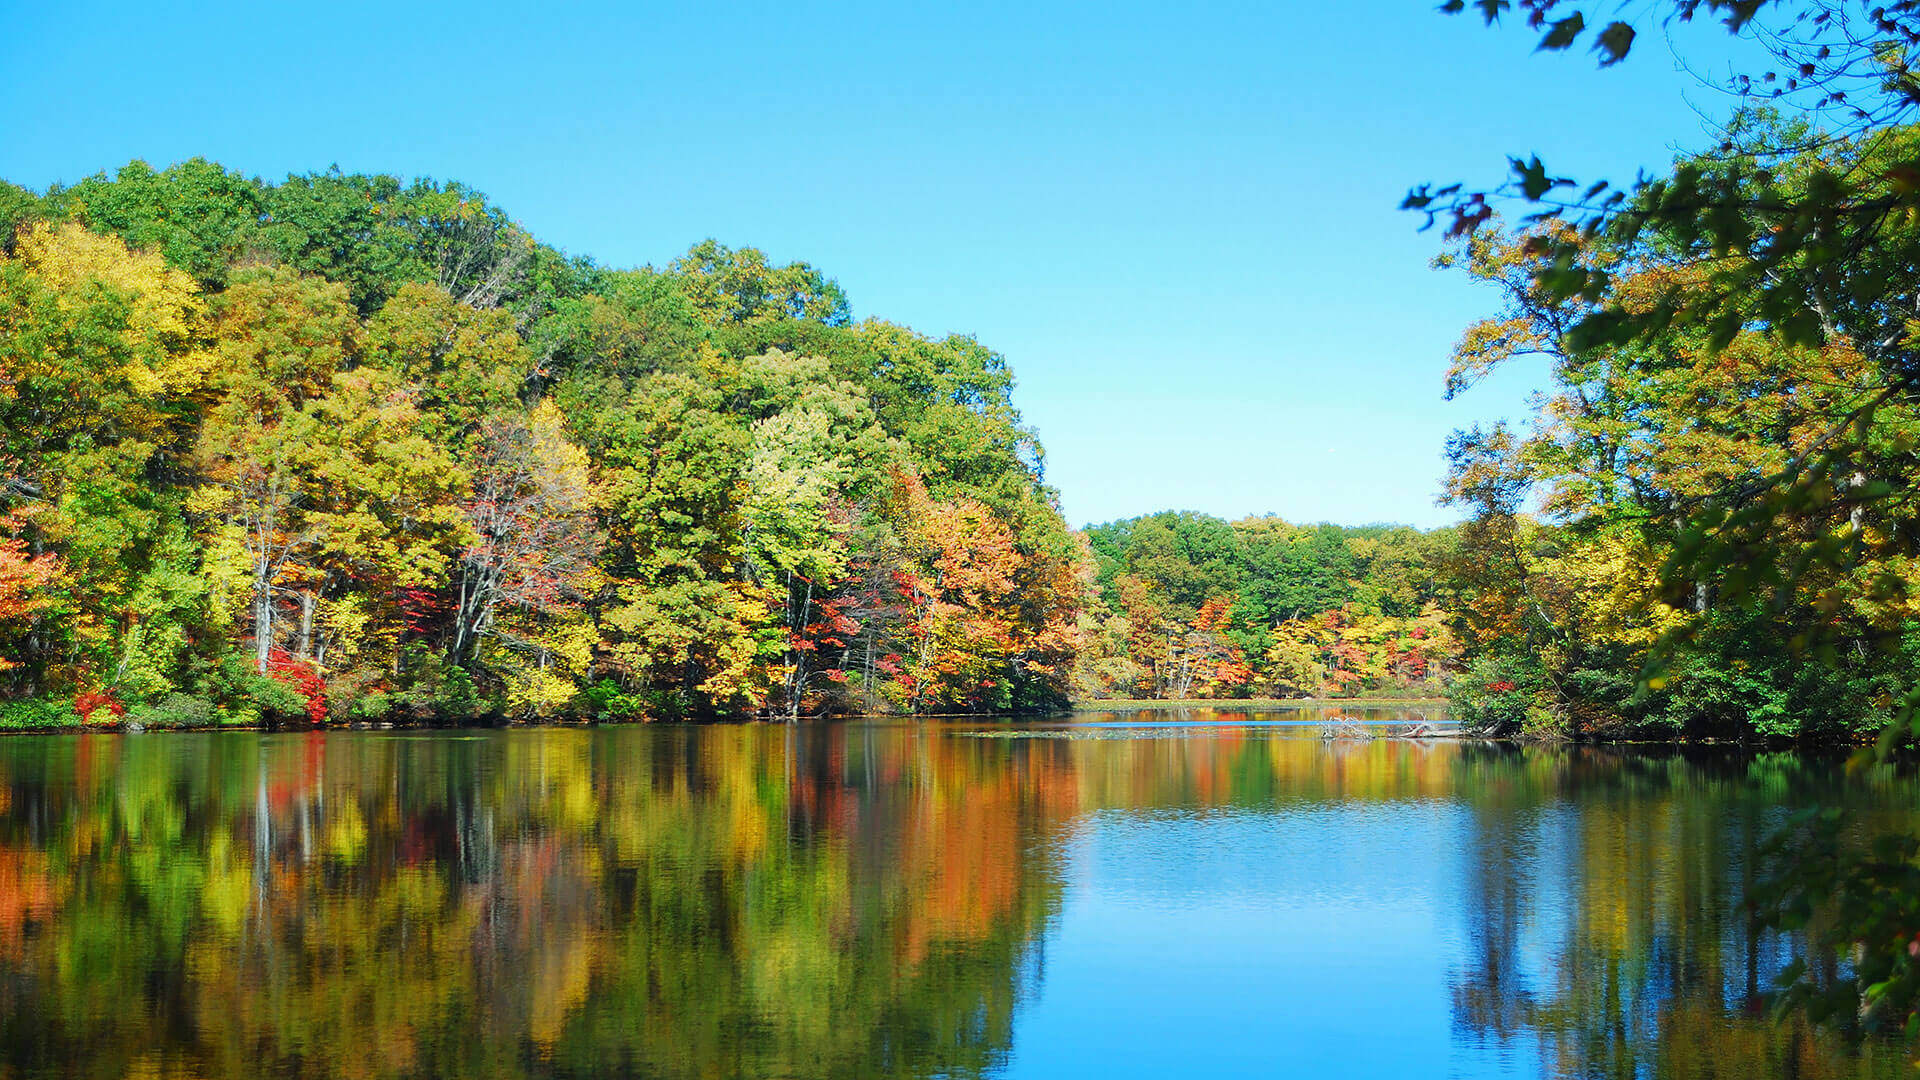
2 1 1746 529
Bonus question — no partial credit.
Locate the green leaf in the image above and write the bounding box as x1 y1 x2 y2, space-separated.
1510 155 1567 201
1538 12 1585 51
1593 21 1635 65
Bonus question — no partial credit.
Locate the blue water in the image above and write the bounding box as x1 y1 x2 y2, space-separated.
0 709 1899 1078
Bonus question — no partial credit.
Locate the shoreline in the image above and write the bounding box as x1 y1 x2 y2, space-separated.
0 719 1871 752
1071 698 1450 710
0 698 1449 737
0 702 1876 751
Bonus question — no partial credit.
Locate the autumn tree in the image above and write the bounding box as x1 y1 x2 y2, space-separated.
453 400 598 673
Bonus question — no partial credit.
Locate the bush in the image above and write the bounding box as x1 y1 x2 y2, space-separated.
386 645 494 722
0 699 82 730
198 653 268 725
1448 654 1554 738
247 674 312 722
583 678 647 720
127 693 216 729
324 668 392 722
347 691 392 721
433 663 482 719
1635 609 1919 742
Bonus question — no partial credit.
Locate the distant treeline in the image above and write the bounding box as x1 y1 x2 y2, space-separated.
1073 512 1457 701
0 159 1079 726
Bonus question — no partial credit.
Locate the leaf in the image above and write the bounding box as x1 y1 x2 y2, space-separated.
1593 21 1635 65
1538 12 1585 51
1510 155 1568 201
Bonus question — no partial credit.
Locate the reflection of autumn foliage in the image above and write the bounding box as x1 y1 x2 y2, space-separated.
0 727 1086 1078
0 843 53 959
0 726 1901 1078
898 743 1078 964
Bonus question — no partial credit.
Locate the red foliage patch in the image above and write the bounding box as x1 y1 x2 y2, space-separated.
267 648 328 723
394 587 445 636
73 691 124 722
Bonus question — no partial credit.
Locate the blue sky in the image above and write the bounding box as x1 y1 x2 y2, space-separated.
2 1 1748 528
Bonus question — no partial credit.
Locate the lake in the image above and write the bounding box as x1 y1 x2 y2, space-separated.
0 705 1908 1078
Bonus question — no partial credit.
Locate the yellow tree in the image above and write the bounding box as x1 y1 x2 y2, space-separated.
455 399 599 714
188 265 357 673
0 223 210 693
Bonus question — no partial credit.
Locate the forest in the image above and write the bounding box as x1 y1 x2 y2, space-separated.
0 161 1084 726
1422 109 1920 747
0 159 1487 731
1074 513 1455 702
8 107 1920 746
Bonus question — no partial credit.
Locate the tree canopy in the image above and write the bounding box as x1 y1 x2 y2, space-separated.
0 160 1079 723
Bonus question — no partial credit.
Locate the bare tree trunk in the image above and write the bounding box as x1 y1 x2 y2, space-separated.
296 590 317 663
253 576 274 672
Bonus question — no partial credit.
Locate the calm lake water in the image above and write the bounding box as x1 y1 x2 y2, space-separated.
0 706 1911 1078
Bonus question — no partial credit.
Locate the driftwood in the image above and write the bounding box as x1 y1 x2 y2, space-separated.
1318 718 1440 740
1317 717 1373 740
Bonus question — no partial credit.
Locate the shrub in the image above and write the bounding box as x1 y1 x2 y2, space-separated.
0 699 82 730
348 691 392 721
583 678 647 720
324 668 391 722
433 663 482 719
247 675 312 722
266 649 327 723
1448 654 1553 738
128 693 217 729
73 691 125 723
386 644 494 722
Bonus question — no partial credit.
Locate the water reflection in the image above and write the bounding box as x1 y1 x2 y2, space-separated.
0 711 1905 1078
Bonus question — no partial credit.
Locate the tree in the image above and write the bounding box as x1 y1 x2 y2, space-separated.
671 240 851 327
580 366 765 716
190 394 316 675
297 367 472 671
363 282 526 435
0 157 1085 722
735 352 892 718
0 222 211 695
49 158 264 287
189 264 359 674
888 470 1025 712
453 400 598 668
1416 7 1920 648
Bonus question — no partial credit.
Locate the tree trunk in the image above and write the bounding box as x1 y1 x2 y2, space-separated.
253 560 274 673
296 590 317 663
